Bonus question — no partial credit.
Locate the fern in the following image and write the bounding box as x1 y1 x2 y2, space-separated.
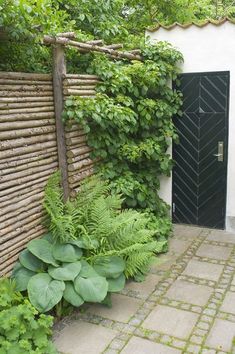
44 173 168 278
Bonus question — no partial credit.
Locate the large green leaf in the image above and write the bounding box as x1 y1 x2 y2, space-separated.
93 256 125 279
19 249 44 272
74 276 108 303
12 262 35 291
63 282 84 307
48 262 81 281
28 273 65 313
107 273 125 292
27 239 58 267
69 239 99 250
52 243 82 262
79 260 98 278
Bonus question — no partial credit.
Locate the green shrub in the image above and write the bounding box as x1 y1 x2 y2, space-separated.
0 278 57 354
11 173 166 314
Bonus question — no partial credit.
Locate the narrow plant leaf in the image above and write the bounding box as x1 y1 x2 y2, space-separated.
63 282 84 307
19 249 44 272
74 276 108 303
93 256 125 279
28 273 65 313
27 239 58 267
107 273 125 292
12 262 35 291
52 243 82 262
48 262 81 281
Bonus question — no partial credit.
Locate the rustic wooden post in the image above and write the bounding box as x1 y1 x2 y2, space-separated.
52 44 70 200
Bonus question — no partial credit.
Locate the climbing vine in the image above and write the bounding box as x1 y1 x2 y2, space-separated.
64 41 183 236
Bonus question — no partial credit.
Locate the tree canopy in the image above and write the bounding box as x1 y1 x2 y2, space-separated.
0 0 235 71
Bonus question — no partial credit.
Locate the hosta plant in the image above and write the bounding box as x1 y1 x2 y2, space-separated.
12 236 125 314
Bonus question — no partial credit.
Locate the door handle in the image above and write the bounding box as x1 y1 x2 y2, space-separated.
213 141 224 162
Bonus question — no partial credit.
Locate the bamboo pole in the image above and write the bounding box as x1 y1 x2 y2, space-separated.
0 79 52 85
0 96 54 103
66 135 87 146
0 191 44 219
0 119 55 130
0 156 58 179
0 216 46 247
67 151 91 164
64 74 99 79
0 183 47 206
63 86 96 91
0 146 57 165
68 158 94 172
0 140 57 158
0 226 46 259
0 72 52 80
63 89 96 96
0 126 55 140
0 112 55 122
66 145 92 158
0 84 52 91
0 133 56 152
43 36 142 61
0 105 54 115
65 129 85 139
63 78 100 85
0 151 57 173
0 174 50 198
0 91 53 97
0 162 58 191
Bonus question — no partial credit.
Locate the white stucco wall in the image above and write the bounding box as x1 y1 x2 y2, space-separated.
147 22 235 231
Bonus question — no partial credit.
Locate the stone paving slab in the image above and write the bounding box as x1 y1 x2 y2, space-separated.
87 294 143 323
54 321 117 354
183 259 224 281
53 225 235 354
205 318 235 352
121 336 181 354
143 305 199 339
196 244 232 260
165 280 213 306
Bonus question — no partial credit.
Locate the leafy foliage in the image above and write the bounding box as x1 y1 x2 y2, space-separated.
0 278 57 354
64 42 183 222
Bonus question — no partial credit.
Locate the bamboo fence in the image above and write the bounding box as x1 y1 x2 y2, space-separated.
0 71 97 276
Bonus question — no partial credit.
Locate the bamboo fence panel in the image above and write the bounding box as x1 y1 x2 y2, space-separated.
0 72 58 276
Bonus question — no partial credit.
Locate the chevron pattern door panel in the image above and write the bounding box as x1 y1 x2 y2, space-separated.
172 72 229 229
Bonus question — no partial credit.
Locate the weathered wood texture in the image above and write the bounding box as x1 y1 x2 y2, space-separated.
0 72 58 276
0 71 98 276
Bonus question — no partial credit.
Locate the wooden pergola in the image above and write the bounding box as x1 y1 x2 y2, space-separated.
43 32 142 200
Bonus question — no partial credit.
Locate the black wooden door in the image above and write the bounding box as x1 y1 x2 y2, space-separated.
172 71 229 229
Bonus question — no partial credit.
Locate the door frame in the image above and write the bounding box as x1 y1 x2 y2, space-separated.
172 70 230 229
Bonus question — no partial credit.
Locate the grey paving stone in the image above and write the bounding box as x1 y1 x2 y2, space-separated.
142 305 198 340
182 259 224 281
125 274 162 298
168 239 192 255
121 336 181 354
173 225 202 239
165 280 213 306
220 291 235 314
207 230 235 244
205 318 235 352
196 244 232 261
150 254 178 272
87 294 142 323
54 321 117 354
232 275 235 285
